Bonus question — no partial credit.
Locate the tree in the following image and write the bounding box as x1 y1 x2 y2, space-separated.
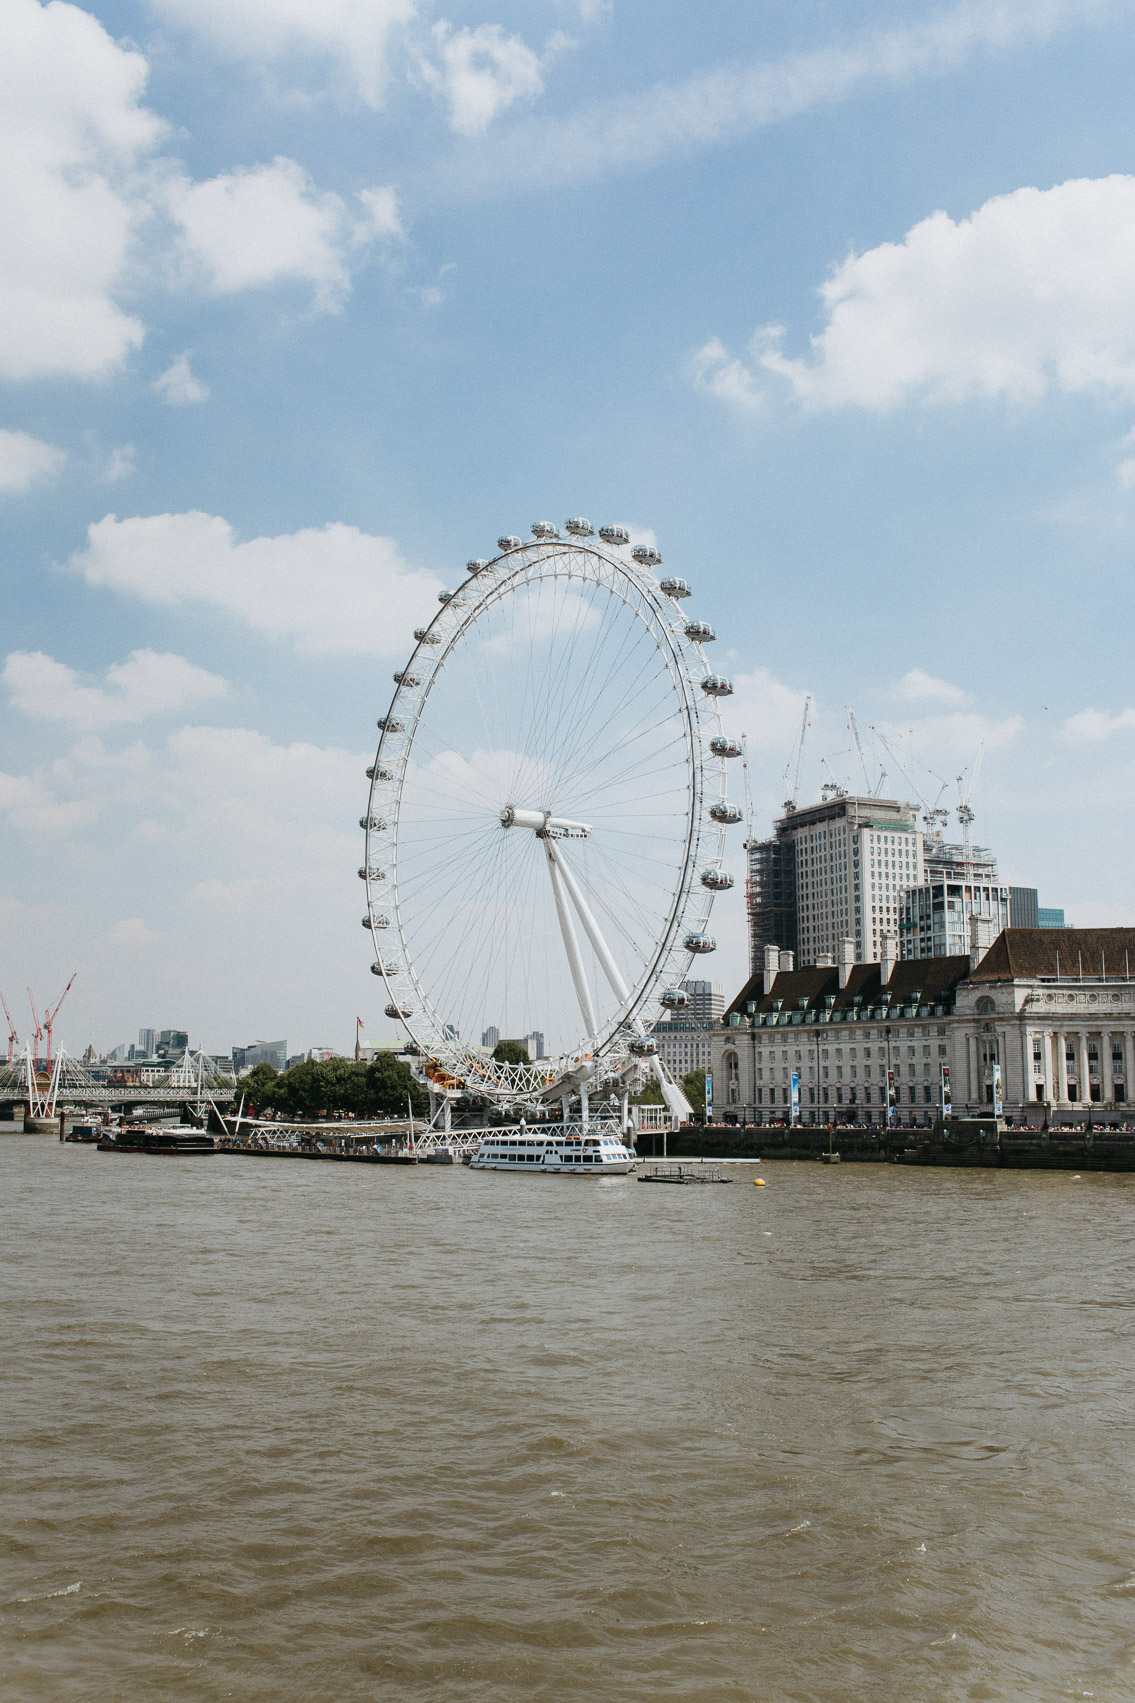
235 1062 278 1109
492 1039 529 1066
365 1051 428 1117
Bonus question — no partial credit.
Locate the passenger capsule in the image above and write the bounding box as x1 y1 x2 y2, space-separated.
631 545 662 567
700 675 734 697
710 800 743 824
660 576 691 598
660 988 691 1010
628 1036 658 1057
466 559 487 575
598 526 630 547
377 716 402 733
701 867 735 890
438 590 454 603
384 1002 413 1020
370 913 389 929
497 535 522 552
368 764 393 782
710 735 743 759
359 815 387 831
362 915 373 929
359 866 386 881
565 517 594 536
684 932 717 954
684 620 715 642
531 522 560 540
392 671 419 687
412 627 438 643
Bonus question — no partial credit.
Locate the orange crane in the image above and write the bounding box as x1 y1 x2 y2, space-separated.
0 991 17 1066
43 974 77 1069
27 989 43 1068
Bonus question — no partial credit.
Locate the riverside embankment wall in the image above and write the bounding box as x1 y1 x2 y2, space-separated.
650 1123 1135 1172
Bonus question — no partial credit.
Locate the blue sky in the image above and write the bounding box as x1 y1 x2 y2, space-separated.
3 0 1135 1058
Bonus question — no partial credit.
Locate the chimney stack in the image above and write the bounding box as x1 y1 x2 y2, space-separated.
815 952 835 968
837 936 855 990
969 914 995 971
762 944 780 996
880 931 897 986
780 950 795 973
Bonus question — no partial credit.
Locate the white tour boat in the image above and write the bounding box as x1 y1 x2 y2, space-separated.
469 1127 637 1174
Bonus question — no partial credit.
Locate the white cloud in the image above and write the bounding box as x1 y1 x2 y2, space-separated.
66 511 444 656
105 445 136 482
423 23 551 137
1061 706 1135 741
154 353 209 405
0 771 85 836
0 0 163 380
94 916 162 948
701 175 1135 414
3 649 228 729
439 0 1117 195
161 159 401 310
893 669 970 707
147 0 417 106
720 667 812 756
0 429 66 492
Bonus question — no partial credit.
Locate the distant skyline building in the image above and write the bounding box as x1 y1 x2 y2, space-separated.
747 794 922 971
137 1027 156 1056
157 1028 189 1058
234 1039 287 1074
526 1030 545 1060
1039 907 1068 929
481 1025 500 1052
650 980 724 1081
1009 886 1039 929
901 842 1010 960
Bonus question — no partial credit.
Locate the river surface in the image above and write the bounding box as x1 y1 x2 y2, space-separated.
2 1136 1134 1702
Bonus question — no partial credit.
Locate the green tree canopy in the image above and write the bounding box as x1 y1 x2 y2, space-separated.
235 1061 278 1109
492 1039 530 1065
234 1053 427 1118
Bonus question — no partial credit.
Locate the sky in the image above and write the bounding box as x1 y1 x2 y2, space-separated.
4 0 1135 1060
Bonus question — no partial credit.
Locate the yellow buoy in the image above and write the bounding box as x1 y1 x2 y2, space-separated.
753 1177 767 1186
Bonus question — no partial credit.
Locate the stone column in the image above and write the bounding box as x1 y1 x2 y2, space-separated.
1101 1030 1111 1107
965 1032 977 1109
1078 1032 1090 1107
1056 1031 1067 1104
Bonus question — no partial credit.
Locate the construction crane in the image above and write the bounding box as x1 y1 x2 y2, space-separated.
869 728 945 833
0 991 18 1066
42 973 76 1070
845 707 873 793
782 694 812 814
819 756 847 800
26 990 43 1069
956 741 986 872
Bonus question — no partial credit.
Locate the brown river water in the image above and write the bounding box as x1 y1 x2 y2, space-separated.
2 1135 1134 1702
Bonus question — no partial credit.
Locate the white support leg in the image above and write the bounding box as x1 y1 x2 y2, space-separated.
545 839 630 1005
544 841 597 1036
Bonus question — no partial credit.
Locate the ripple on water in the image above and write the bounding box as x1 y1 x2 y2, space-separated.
2 1144 1135 1702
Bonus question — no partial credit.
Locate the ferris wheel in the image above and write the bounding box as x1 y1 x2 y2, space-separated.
359 519 743 1106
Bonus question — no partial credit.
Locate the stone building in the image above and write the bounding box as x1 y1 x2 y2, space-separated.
955 928 1135 1122
712 936 969 1126
711 926 1135 1128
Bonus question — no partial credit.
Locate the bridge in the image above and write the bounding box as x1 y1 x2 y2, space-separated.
1 1047 239 1120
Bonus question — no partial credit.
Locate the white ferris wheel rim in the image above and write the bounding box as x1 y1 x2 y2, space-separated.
361 530 732 1101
